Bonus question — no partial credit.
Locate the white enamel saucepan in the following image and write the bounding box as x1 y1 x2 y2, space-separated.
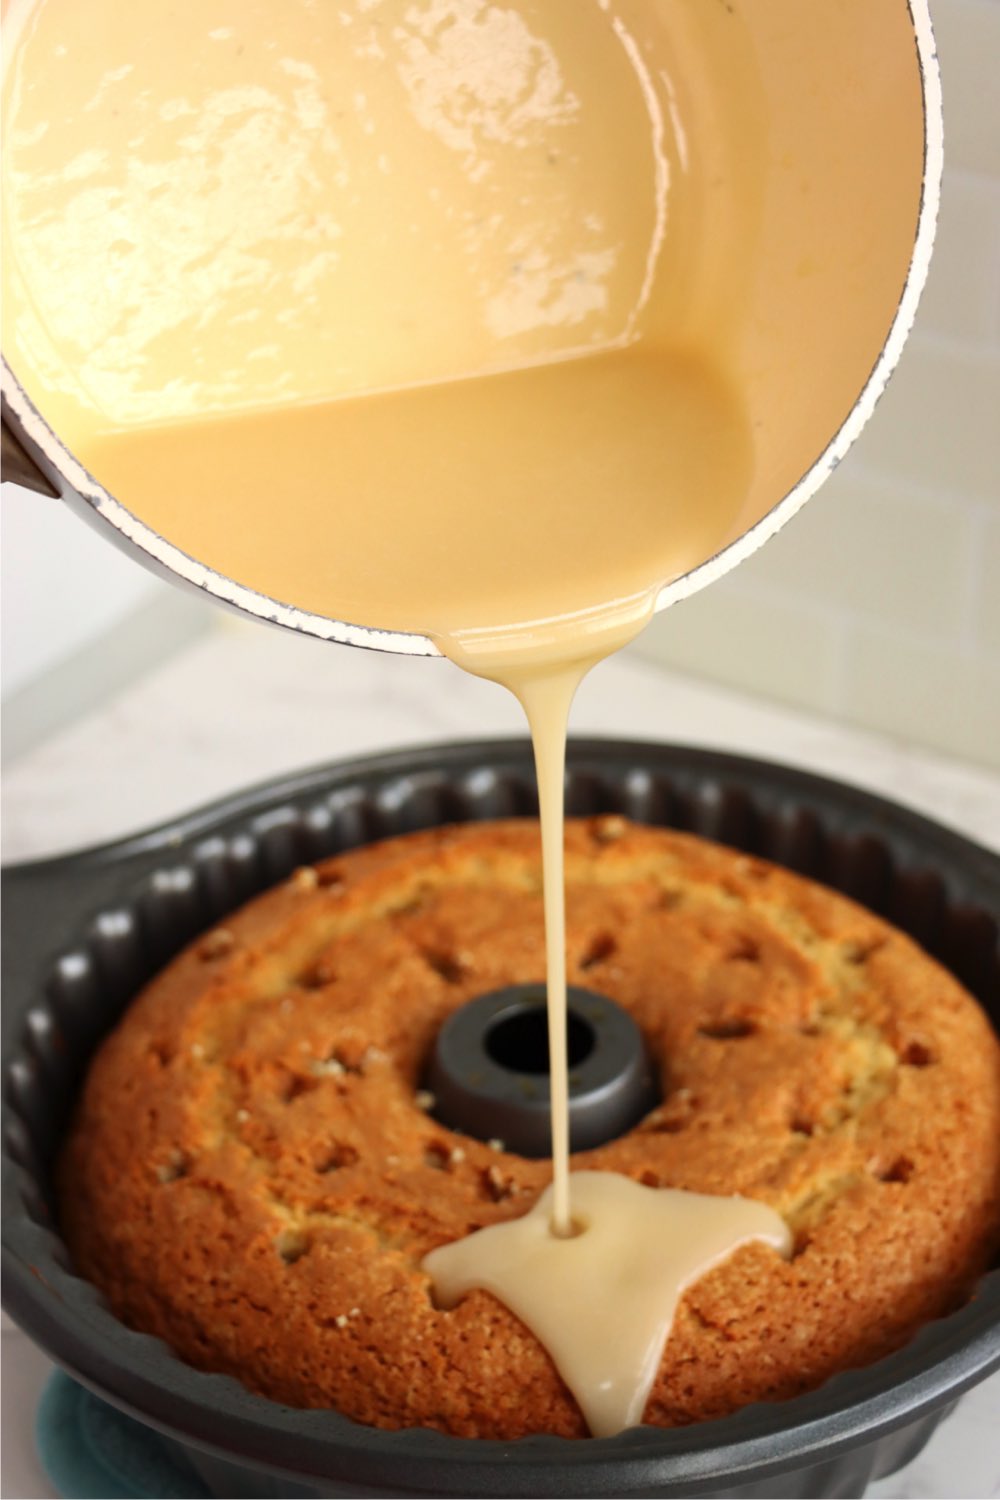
1 0 942 657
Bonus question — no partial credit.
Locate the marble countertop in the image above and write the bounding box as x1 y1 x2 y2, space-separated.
2 618 998 1499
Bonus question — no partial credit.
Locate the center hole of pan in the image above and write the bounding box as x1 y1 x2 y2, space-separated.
485 1003 596 1075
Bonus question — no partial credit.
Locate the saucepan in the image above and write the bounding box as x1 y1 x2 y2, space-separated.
1 0 941 655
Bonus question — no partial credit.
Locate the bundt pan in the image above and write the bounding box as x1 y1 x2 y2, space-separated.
3 739 999 1500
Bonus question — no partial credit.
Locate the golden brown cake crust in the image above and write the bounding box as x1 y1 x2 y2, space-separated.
59 818 1000 1439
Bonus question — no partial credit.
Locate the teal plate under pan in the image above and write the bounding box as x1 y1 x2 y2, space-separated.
37 1373 210 1500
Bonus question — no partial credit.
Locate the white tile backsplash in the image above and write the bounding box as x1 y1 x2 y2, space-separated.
854 338 1000 502
731 468 971 640
840 622 1000 766
974 512 1000 656
637 0 1000 770
642 584 843 714
931 0 1000 176
919 170 1000 344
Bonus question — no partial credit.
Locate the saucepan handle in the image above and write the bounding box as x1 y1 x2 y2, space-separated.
1 416 59 496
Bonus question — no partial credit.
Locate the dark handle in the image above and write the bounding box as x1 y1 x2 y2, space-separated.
1 416 59 496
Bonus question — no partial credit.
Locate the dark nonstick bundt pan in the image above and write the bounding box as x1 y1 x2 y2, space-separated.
3 738 999 1499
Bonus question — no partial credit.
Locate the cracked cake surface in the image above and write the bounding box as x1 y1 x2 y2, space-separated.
59 817 1000 1438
